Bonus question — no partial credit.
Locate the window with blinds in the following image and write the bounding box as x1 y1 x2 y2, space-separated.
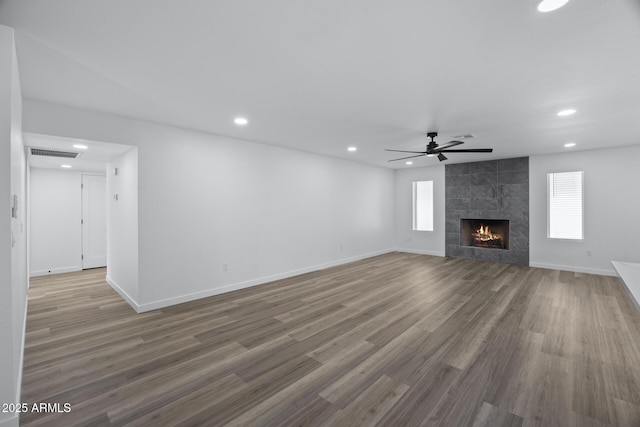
413 180 433 231
547 171 584 240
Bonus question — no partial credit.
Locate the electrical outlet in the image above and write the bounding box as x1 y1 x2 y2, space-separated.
586 250 592 257
340 244 344 251
223 263 228 271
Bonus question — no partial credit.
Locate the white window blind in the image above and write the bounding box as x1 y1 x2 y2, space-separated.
548 171 583 240
413 180 433 231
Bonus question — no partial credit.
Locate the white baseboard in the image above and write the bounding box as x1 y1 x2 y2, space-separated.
0 414 18 427
529 262 616 277
136 248 395 313
395 248 445 257
29 265 81 277
105 275 142 313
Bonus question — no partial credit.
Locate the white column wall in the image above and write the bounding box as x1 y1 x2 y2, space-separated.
0 24 26 427
106 148 139 304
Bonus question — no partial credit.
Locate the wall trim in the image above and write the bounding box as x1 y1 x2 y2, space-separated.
395 248 445 257
529 261 616 277
30 265 81 277
136 248 395 313
105 275 142 313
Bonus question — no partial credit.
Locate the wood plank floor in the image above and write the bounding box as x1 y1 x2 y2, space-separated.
21 252 640 426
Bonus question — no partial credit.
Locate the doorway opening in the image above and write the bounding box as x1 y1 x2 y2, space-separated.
25 133 136 277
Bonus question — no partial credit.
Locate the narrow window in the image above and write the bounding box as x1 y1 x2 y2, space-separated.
413 180 433 231
548 171 583 240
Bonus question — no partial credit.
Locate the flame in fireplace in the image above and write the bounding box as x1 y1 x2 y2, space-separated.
475 225 501 242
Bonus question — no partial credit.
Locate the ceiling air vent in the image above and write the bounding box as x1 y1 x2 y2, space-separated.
30 148 80 159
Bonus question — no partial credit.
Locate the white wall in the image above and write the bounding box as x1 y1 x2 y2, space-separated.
106 148 139 304
0 24 26 427
530 145 640 275
137 141 394 309
23 100 395 311
29 169 82 276
394 164 446 256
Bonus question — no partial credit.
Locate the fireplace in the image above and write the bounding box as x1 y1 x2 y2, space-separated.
446 158 528 264
460 219 509 250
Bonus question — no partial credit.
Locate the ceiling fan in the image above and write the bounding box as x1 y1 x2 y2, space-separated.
386 132 493 162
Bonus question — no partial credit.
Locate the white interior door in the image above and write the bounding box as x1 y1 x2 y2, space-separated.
82 175 107 269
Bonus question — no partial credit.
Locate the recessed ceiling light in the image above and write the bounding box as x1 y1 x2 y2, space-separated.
406 161 413 165
73 144 88 149
234 117 248 125
537 0 570 12
61 164 72 168
347 146 357 152
564 142 576 148
557 109 576 117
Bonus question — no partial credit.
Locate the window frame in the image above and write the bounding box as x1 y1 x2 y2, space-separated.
412 180 434 232
547 170 584 241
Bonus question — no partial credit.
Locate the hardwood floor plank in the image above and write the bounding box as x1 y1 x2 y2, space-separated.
223 342 375 426
612 398 640 427
22 336 201 398
319 375 409 426
472 401 523 427
572 357 615 424
376 361 461 427
260 396 337 427
413 293 471 332
122 374 248 427
318 326 427 406
22 342 247 426
175 357 324 426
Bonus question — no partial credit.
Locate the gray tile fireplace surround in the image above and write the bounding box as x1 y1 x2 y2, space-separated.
445 157 529 265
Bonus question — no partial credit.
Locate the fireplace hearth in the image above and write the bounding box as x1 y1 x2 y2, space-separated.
460 219 509 250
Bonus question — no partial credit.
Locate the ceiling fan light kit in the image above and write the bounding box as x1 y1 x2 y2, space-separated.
385 132 493 163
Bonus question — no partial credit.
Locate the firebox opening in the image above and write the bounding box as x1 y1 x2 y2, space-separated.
460 219 510 250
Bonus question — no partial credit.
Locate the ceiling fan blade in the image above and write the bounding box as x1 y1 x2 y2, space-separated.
436 148 493 153
388 154 426 162
431 140 464 151
385 149 427 154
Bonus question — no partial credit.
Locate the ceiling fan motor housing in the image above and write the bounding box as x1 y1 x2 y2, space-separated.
427 132 438 151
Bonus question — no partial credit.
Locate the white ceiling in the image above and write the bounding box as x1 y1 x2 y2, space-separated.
24 133 133 173
2 0 640 168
